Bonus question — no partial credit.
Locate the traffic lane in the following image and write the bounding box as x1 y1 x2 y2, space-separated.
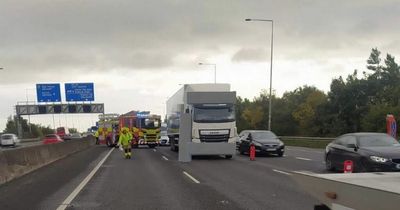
157 147 320 210
0 142 38 150
0 146 110 210
68 147 242 210
0 138 88 150
158 146 327 174
285 146 325 160
180 155 318 209
234 153 327 174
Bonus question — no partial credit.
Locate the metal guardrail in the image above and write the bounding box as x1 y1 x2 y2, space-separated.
20 138 41 143
279 136 335 141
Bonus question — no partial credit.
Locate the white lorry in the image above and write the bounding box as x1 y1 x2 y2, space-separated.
166 83 238 158
292 171 400 210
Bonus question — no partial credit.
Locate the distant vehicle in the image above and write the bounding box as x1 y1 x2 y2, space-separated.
325 132 400 172
166 83 237 159
56 127 71 140
159 131 170 146
119 111 161 148
82 132 94 138
70 133 82 139
43 134 64 145
0 133 19 147
238 130 285 157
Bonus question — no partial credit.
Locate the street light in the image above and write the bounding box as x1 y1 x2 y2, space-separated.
245 18 274 131
198 63 217 84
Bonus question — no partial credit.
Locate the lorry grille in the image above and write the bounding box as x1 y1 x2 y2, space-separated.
146 134 157 140
199 134 230 143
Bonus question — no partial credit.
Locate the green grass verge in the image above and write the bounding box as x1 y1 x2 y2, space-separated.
281 139 331 149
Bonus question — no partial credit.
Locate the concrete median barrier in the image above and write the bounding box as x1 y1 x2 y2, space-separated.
0 136 95 185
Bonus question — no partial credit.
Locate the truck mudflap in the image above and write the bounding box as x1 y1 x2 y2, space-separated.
291 171 400 210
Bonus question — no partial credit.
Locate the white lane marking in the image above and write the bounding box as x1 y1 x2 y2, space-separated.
296 157 312 161
162 155 169 161
183 171 200 184
283 155 287 157
153 149 157 152
287 147 323 154
56 148 115 210
272 169 292 176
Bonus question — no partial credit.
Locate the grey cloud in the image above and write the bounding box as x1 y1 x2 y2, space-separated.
1 0 400 84
232 48 268 63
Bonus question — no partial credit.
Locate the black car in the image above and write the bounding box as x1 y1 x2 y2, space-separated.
238 130 284 156
325 132 400 172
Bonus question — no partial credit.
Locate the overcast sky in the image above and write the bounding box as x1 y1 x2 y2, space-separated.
1 0 399 132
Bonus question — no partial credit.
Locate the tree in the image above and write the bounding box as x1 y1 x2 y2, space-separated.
292 90 327 136
242 105 264 129
69 128 78 133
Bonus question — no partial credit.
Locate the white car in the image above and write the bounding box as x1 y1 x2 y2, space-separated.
159 131 170 146
0 133 19 147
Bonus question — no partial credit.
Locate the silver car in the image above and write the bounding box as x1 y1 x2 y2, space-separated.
0 133 19 147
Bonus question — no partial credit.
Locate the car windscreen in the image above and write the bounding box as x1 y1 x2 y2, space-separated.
193 106 235 123
358 135 400 147
1 135 13 140
251 132 279 142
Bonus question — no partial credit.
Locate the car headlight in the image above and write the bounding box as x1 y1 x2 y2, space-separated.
278 142 284 146
370 156 389 163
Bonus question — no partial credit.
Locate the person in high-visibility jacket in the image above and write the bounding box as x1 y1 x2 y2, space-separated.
118 127 133 159
94 130 101 145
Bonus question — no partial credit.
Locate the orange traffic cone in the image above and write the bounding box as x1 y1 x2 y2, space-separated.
343 160 353 173
250 144 256 161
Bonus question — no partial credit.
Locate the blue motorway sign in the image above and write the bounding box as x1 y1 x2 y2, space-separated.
36 83 61 102
65 83 95 102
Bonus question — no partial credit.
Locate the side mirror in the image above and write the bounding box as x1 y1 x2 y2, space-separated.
347 143 358 151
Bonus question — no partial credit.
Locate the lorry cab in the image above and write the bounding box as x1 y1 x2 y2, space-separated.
190 103 236 143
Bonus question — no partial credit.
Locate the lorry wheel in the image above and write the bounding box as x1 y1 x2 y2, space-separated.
225 155 232 159
170 144 178 152
133 144 139 148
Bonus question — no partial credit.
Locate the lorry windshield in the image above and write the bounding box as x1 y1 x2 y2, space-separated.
144 118 160 129
193 106 235 123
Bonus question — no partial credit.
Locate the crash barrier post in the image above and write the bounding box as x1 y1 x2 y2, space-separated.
250 143 256 161
343 160 353 173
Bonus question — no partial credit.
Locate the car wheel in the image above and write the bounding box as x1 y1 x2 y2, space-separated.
225 155 232 159
325 154 335 171
277 151 284 157
148 144 156 149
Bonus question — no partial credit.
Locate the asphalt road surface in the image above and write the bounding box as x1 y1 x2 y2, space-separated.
0 145 327 210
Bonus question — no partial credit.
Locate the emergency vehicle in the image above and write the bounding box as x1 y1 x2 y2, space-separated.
119 111 161 148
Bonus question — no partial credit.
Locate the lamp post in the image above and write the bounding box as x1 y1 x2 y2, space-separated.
198 63 217 84
245 18 274 131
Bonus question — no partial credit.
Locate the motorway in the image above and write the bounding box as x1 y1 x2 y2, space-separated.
0 145 327 210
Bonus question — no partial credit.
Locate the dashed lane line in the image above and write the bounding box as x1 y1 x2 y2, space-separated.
162 155 169 161
295 157 312 161
183 171 200 184
272 169 292 176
